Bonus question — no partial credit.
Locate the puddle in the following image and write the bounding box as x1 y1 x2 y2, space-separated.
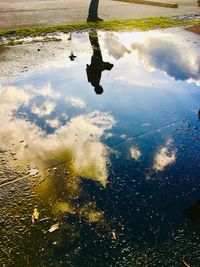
0 28 200 266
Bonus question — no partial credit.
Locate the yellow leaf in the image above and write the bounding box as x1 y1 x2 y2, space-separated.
34 208 39 220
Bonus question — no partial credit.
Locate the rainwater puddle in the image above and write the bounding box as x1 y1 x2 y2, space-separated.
0 28 200 266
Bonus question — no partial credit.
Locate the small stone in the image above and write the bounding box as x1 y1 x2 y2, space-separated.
29 168 39 175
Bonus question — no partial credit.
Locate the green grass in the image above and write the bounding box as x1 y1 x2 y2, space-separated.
6 40 25 46
0 16 199 38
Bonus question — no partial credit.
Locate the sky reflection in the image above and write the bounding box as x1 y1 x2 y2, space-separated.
0 28 200 266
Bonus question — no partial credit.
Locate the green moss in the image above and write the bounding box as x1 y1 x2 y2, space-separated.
37 37 62 42
29 37 62 44
0 17 199 38
5 37 62 46
5 40 25 46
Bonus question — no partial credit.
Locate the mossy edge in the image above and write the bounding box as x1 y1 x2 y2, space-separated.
0 16 200 38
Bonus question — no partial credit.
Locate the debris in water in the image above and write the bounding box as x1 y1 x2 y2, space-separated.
182 259 190 267
111 230 117 240
29 168 39 176
48 223 59 233
32 208 40 224
38 217 50 223
64 170 70 175
31 214 35 224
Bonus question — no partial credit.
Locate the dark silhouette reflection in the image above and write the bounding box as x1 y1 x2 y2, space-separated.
69 52 76 61
86 30 113 94
68 33 77 61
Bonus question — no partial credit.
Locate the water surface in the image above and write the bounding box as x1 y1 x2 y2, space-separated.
0 28 200 266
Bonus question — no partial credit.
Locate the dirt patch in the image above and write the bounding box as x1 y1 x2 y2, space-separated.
186 24 200 35
0 45 6 53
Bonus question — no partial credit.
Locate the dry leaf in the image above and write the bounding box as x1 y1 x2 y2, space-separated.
49 223 59 233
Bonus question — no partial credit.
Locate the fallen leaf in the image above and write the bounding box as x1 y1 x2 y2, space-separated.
33 208 39 220
111 230 117 240
49 223 59 233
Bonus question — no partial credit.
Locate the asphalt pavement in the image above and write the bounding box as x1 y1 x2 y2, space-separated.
0 0 199 29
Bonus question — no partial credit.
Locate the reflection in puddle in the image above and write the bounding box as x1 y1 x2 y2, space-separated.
130 146 141 161
153 138 176 172
87 30 114 94
0 86 115 229
131 33 200 85
0 28 200 266
0 84 115 187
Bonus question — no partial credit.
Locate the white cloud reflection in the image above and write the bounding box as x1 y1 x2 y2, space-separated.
67 97 86 109
103 32 131 59
153 138 176 172
0 85 116 188
84 111 116 131
45 118 61 128
35 83 61 99
0 82 116 223
131 33 200 86
130 146 141 161
32 101 56 117
0 86 30 119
